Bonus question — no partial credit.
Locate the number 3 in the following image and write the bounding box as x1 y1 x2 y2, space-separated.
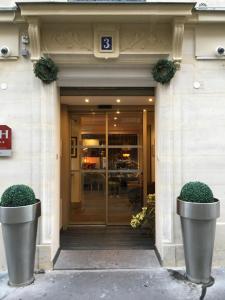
103 38 110 49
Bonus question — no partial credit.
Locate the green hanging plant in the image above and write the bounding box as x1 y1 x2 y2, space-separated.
152 59 177 85
34 57 58 84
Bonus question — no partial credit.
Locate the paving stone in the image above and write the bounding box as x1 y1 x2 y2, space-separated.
1 268 225 300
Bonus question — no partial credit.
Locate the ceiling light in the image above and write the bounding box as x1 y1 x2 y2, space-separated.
116 110 120 114
85 98 89 103
148 98 153 102
116 99 121 103
114 117 118 120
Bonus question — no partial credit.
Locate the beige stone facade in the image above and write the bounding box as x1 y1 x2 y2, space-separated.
1 1 225 270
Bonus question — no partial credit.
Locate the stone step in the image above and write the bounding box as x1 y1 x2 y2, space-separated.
54 249 160 270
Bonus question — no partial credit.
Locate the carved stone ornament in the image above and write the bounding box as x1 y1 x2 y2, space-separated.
120 24 172 53
41 25 93 53
40 23 174 59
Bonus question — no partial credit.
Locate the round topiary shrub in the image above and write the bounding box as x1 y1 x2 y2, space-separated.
0 185 36 207
179 181 214 203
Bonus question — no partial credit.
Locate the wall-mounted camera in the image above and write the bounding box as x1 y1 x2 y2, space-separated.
0 46 11 58
21 35 29 45
216 46 225 56
20 34 30 57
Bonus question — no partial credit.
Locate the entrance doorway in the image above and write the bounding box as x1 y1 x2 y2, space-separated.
70 111 144 225
60 89 155 229
58 90 157 268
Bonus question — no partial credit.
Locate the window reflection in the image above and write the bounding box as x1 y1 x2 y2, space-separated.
108 172 143 224
82 134 105 146
70 172 106 224
81 148 106 169
109 134 138 145
108 148 139 170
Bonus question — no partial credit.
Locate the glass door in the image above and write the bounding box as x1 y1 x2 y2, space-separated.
107 112 143 224
70 113 106 224
70 111 144 225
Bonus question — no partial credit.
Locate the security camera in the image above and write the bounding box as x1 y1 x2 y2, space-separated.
198 3 207 9
216 46 225 56
0 46 11 57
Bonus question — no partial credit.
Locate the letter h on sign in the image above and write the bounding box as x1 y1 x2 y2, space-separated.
0 125 12 157
0 130 9 139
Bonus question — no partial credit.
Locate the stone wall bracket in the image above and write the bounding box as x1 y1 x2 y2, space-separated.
172 18 185 69
27 17 41 62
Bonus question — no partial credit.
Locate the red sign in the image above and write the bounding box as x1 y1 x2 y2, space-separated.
0 125 12 156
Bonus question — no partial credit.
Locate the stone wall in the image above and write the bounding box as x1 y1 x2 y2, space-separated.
0 56 41 270
158 25 225 266
1 11 225 270
0 26 60 270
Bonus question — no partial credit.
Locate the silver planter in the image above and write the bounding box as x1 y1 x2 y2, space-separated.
0 200 41 287
177 198 220 284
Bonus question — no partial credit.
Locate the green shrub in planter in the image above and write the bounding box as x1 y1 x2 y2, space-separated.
0 185 36 207
0 184 40 286
179 181 214 203
177 181 219 284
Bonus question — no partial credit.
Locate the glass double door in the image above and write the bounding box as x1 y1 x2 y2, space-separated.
70 111 144 225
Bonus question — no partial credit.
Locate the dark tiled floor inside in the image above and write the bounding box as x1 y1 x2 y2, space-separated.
60 226 154 250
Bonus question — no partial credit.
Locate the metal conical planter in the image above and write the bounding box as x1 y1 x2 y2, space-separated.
0 200 41 286
177 198 220 284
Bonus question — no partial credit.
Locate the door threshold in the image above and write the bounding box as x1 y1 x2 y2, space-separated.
67 224 131 228
68 224 107 227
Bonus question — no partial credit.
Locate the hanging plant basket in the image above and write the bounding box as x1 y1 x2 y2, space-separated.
34 57 58 84
152 59 177 85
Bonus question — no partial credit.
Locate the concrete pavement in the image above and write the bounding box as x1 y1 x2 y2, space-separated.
1 268 225 300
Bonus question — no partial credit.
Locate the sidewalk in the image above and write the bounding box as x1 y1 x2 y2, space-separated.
1 268 225 300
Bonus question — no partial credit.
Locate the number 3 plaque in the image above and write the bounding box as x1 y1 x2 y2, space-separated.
94 25 119 58
101 36 113 52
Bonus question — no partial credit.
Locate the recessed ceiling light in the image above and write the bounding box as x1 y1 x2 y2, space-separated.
148 98 153 102
116 99 121 103
85 98 89 103
114 117 118 120
114 124 117 127
116 110 120 114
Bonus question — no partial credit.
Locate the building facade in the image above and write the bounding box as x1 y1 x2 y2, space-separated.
1 0 225 270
